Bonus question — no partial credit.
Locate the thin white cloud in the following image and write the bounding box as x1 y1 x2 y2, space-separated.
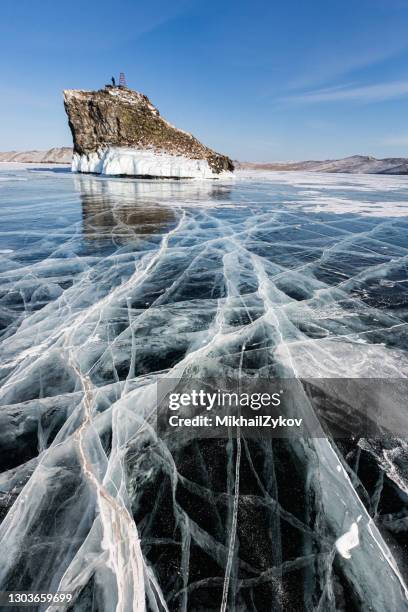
287 40 408 91
283 80 408 104
381 135 408 146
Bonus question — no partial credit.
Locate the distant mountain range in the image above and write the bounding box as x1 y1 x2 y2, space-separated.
1 150 408 175
236 155 408 174
0 147 72 164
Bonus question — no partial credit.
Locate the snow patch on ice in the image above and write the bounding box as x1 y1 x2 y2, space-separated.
72 148 231 179
235 170 408 216
336 522 360 559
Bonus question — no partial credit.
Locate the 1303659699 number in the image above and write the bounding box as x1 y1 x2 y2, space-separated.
4 592 73 605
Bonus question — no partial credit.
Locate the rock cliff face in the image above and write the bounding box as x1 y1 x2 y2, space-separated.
63 86 234 178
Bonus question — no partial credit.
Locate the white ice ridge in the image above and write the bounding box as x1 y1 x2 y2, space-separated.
335 521 360 559
72 147 232 179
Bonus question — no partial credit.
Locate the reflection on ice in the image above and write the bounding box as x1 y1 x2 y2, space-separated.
76 175 177 242
0 166 408 611
74 172 232 201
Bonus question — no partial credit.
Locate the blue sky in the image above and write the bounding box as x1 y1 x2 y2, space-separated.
2 0 408 160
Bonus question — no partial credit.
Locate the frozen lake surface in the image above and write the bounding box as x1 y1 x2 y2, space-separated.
0 165 408 611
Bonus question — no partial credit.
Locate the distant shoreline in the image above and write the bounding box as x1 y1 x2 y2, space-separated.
0 147 72 164
236 154 408 175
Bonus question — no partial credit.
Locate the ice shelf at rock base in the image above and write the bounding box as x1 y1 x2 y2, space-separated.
72 147 233 179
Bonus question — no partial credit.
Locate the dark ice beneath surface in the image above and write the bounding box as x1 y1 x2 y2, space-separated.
0 167 408 611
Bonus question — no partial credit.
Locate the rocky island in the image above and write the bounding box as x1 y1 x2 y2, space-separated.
63 86 234 178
